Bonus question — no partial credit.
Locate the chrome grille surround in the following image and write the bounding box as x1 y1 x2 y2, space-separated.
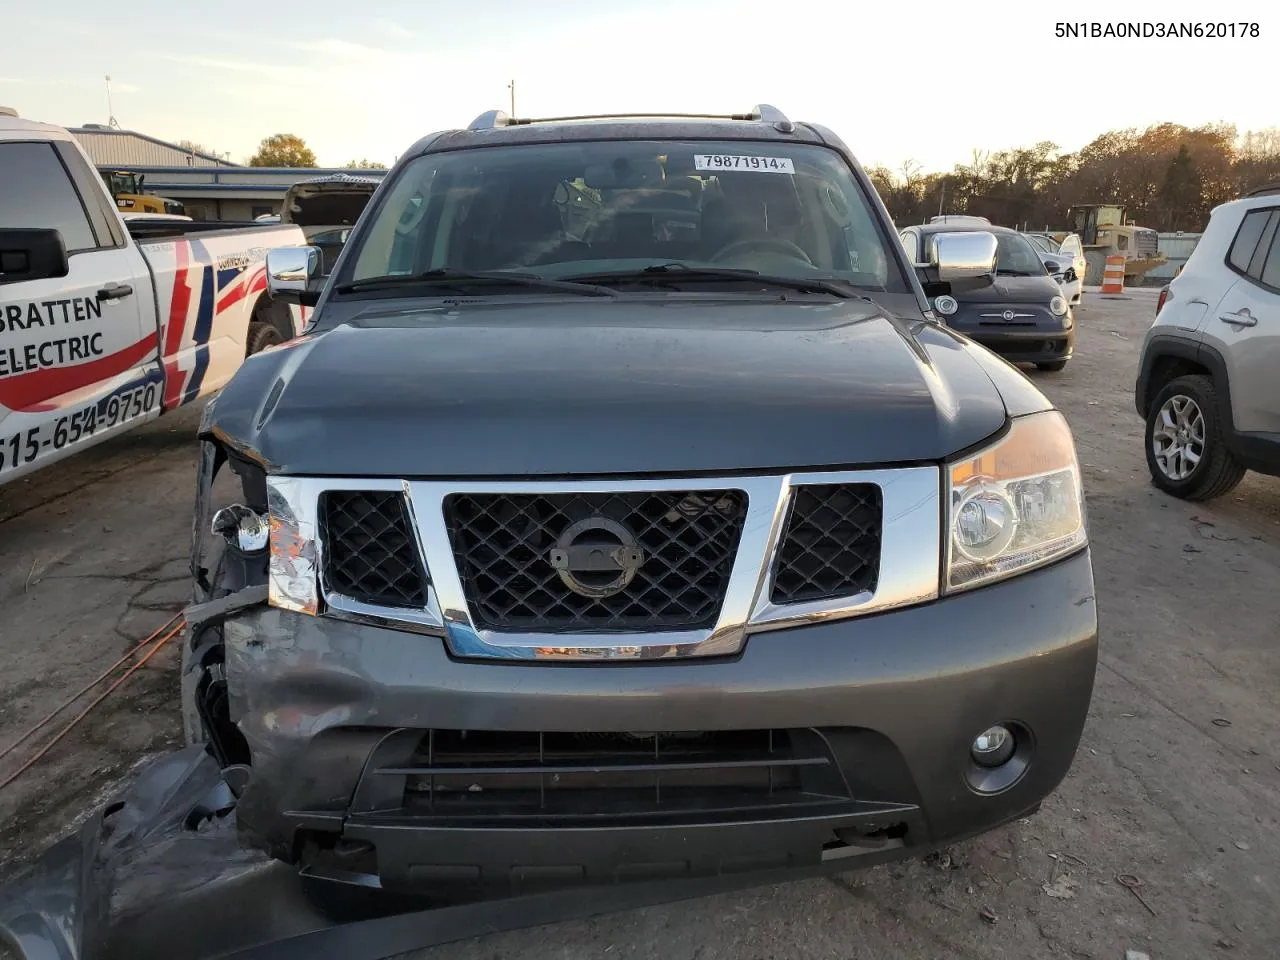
271 467 941 661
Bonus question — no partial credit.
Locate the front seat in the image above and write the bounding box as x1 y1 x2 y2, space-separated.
487 186 584 269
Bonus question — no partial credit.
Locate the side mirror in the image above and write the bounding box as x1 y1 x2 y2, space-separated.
1043 259 1062 274
266 246 323 307
0 228 69 285
920 231 997 297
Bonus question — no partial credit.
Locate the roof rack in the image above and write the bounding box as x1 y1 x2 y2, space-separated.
1246 183 1280 198
467 103 794 134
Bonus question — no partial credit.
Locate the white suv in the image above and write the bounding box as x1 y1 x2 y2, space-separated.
1026 233 1087 307
1134 187 1280 500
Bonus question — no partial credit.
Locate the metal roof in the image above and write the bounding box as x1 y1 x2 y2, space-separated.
67 127 237 168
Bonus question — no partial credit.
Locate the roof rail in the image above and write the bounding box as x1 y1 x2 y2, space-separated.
1246 182 1280 198
748 104 793 133
466 104 793 133
468 109 510 131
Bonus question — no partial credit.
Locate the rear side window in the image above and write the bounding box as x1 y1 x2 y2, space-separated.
1259 222 1280 289
1227 209 1271 273
0 142 97 252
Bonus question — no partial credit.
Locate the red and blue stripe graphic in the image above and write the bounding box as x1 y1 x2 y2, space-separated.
161 239 260 410
161 240 196 410
182 264 216 406
215 264 267 315
2 238 268 416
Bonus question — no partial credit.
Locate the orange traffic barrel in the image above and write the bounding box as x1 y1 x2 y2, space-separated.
1101 255 1126 294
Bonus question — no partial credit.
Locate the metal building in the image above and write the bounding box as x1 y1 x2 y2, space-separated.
64 125 388 221
68 125 237 168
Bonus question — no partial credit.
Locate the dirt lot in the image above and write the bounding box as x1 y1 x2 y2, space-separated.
2 289 1279 959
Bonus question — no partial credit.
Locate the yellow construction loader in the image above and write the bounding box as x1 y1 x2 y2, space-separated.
101 170 186 216
1066 204 1166 285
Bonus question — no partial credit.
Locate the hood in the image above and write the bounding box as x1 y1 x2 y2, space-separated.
204 298 1012 477
281 174 380 228
955 274 1061 304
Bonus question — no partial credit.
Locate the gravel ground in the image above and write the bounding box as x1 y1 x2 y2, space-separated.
1 288 1278 959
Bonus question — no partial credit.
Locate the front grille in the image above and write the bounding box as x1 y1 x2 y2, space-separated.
980 337 1066 355
320 490 430 608
1136 229 1159 257
443 491 746 632
392 728 849 820
771 484 882 604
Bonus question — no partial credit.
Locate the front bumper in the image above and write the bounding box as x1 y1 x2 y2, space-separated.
224 549 1097 893
961 323 1075 364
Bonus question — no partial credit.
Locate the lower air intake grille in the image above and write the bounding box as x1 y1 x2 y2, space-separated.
395 728 850 820
443 490 747 632
771 484 882 604
320 490 429 608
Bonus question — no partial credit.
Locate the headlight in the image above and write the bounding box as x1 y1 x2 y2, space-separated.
267 477 319 615
934 295 958 316
1049 295 1068 316
946 410 1086 592
211 504 269 553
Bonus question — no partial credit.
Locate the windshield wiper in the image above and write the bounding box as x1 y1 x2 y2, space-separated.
334 268 618 297
996 269 1037 277
562 264 859 298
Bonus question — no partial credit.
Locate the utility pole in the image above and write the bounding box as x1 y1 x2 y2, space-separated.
508 79 516 117
105 75 120 129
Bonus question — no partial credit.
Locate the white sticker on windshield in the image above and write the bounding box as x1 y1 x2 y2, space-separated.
694 154 795 174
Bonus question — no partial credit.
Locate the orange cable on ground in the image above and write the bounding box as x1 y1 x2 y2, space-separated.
0 611 184 764
0 620 184 792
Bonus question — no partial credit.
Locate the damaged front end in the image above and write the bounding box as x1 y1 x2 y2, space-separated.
185 436 272 777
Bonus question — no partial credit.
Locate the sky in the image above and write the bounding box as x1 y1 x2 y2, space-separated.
1 0 1272 173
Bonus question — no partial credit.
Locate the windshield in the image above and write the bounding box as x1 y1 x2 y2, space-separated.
107 172 138 194
993 232 1049 274
345 139 908 293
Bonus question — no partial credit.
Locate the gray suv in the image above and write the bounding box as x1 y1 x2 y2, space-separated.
184 105 1098 895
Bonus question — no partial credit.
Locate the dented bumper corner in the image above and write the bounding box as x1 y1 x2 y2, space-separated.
222 550 1098 892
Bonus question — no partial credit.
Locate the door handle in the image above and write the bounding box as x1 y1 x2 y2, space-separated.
96 283 134 302
1219 308 1257 328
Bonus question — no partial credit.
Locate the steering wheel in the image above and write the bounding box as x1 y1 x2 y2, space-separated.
710 237 815 266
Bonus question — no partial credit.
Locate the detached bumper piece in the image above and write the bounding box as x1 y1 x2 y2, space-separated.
295 727 923 893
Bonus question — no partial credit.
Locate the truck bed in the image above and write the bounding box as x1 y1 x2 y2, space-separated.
124 220 295 242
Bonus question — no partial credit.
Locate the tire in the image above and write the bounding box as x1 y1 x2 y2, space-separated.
1144 374 1247 501
1037 360 1068 372
246 321 284 356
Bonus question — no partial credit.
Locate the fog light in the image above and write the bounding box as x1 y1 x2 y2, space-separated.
971 725 1015 768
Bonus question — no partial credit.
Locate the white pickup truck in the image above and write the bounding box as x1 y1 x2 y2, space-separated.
0 110 310 484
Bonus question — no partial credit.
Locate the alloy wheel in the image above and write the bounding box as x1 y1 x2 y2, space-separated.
1151 394 1205 481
